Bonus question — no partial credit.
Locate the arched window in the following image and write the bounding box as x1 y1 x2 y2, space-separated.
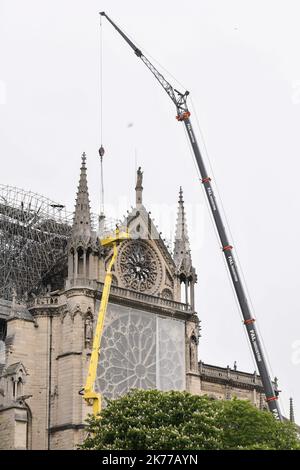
86 247 92 278
7 363 27 401
0 339 5 365
0 319 7 365
17 377 23 398
12 378 16 399
189 334 198 370
0 318 7 342
77 247 84 276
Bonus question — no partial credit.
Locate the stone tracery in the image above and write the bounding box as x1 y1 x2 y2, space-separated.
117 240 162 294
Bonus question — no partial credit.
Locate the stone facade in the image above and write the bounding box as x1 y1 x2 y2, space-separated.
0 155 276 449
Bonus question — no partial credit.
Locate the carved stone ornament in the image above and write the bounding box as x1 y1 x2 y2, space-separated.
70 304 82 321
85 306 93 317
60 305 68 323
84 315 93 348
189 334 198 370
161 288 173 300
117 240 162 294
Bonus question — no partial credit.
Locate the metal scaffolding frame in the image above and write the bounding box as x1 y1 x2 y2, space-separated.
0 184 72 301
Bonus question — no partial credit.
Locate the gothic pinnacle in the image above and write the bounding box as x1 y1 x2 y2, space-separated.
290 397 295 423
173 187 193 275
72 152 92 241
179 186 183 204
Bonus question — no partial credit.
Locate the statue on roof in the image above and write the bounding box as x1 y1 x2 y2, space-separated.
136 167 143 188
135 167 143 205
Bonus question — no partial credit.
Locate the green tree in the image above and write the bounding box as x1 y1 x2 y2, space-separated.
214 398 300 450
81 389 300 450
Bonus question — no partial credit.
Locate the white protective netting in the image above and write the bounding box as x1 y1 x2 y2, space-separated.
95 303 185 400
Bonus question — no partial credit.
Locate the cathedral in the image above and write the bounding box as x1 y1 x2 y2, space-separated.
0 154 277 450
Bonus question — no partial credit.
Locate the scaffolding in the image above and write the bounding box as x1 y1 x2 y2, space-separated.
0 184 72 301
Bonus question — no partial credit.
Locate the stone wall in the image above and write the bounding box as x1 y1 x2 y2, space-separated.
0 291 268 450
0 406 28 450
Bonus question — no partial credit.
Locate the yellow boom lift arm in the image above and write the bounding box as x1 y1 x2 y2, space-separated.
81 228 130 416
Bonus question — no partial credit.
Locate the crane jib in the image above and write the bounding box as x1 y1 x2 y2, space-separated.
100 12 283 421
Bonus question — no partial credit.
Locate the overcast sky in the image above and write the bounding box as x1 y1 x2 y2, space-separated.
1 0 300 420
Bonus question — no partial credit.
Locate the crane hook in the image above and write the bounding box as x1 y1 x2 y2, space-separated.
99 146 105 158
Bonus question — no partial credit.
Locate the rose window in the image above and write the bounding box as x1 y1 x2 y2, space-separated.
95 304 185 401
117 240 162 294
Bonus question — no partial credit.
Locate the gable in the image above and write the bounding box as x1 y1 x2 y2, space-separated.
125 205 175 270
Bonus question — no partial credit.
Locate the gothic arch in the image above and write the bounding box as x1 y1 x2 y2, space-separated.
189 331 198 372
84 310 93 349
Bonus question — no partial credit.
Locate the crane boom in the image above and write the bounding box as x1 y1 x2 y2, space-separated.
81 228 129 415
100 11 282 421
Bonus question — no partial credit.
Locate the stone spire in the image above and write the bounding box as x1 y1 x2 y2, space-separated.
72 152 92 243
67 153 99 284
173 187 192 275
290 397 295 423
173 187 197 308
135 166 143 206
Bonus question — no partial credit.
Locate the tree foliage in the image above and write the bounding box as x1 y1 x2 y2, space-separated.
214 398 299 450
81 389 300 450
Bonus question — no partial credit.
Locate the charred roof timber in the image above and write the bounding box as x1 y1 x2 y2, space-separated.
0 184 72 301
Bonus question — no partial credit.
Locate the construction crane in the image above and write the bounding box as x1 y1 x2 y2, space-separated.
100 12 282 421
81 227 129 415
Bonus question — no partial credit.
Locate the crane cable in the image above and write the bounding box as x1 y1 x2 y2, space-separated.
100 14 285 416
184 99 286 415
181 119 273 410
99 14 105 216
120 30 262 379
110 17 188 95
190 98 279 381
182 120 257 375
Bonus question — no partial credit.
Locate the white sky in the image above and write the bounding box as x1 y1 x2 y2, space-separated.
1 0 300 420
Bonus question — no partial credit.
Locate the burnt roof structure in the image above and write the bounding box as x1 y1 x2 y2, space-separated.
0 184 72 301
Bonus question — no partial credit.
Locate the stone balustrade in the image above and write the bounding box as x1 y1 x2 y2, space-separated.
199 361 263 387
66 278 193 314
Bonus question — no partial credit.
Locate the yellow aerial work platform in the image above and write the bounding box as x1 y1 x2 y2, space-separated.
81 227 130 416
